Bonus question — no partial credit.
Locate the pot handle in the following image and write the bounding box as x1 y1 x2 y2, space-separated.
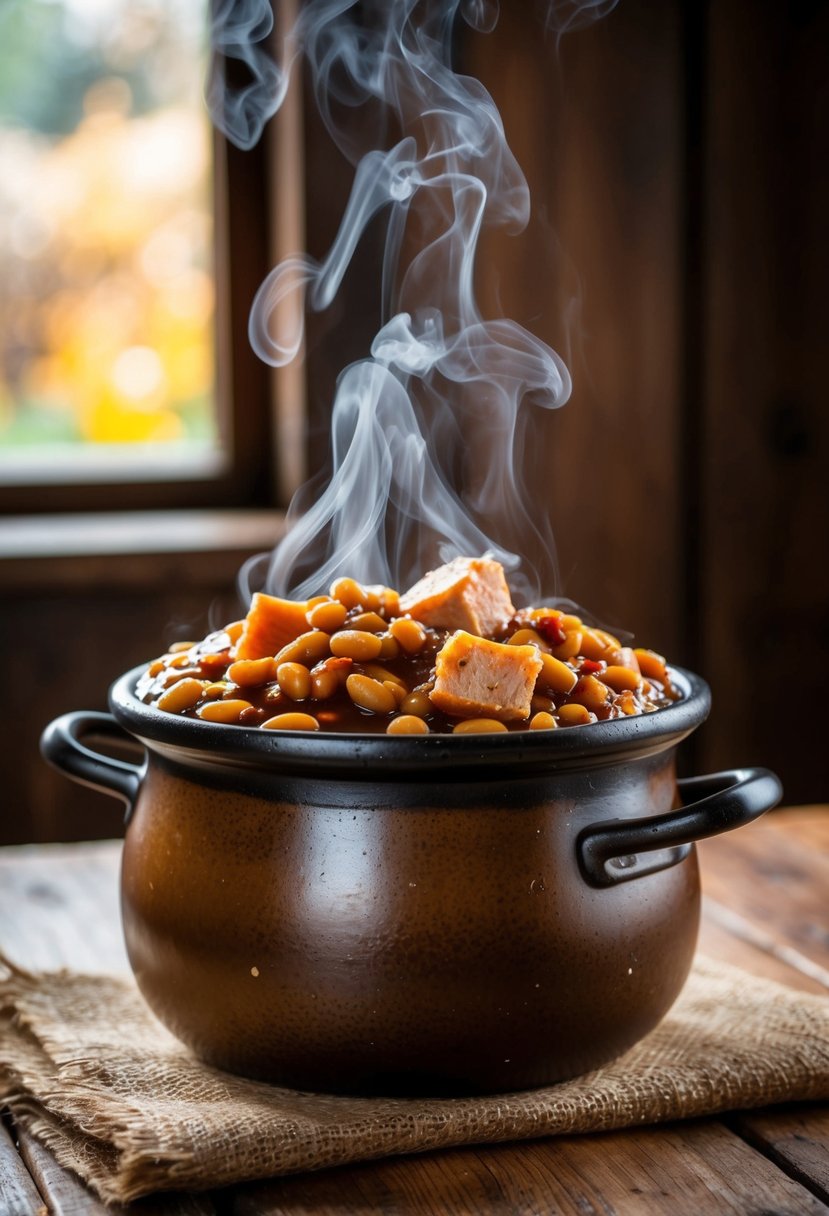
40 711 144 820
578 766 783 887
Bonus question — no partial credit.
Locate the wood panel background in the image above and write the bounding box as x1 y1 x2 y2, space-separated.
0 0 826 844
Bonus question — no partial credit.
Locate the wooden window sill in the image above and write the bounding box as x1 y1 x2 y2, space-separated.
0 510 286 592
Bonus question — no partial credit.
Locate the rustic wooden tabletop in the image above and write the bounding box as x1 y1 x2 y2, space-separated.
1 806 827 1215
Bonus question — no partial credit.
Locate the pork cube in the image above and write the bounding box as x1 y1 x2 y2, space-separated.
431 630 543 722
399 557 515 636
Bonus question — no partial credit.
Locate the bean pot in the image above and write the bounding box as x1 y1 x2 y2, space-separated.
41 664 781 1096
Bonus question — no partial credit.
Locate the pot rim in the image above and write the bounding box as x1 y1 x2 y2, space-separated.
109 663 711 779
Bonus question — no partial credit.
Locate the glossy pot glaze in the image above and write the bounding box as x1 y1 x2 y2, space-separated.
41 665 782 1096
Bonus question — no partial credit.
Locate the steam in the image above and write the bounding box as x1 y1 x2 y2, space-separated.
209 1 617 603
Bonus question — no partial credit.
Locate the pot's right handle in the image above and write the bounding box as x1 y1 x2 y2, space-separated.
578 766 783 887
40 711 144 820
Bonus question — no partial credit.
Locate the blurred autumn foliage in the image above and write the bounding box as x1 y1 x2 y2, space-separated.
0 0 216 456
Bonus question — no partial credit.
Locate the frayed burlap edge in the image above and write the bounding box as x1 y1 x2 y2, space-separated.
1 955 828 1204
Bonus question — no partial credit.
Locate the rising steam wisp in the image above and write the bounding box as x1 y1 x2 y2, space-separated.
209 1 615 602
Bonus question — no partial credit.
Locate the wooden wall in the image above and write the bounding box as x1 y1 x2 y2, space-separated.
459 0 828 797
0 519 279 845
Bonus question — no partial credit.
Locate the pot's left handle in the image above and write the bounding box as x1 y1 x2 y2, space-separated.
578 766 783 887
40 711 144 821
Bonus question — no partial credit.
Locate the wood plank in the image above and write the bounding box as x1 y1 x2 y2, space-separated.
0 841 126 973
16 1129 114 1216
699 809 829 984
1 577 247 845
17 1127 217 1216
0 1122 47 1216
731 1107 829 1206
698 900 827 995
699 0 829 804
230 1121 829 1216
702 897 829 994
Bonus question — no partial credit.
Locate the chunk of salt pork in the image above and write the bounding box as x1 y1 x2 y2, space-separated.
398 557 515 637
431 630 543 722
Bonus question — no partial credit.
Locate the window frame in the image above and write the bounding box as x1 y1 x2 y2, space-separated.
0 121 279 516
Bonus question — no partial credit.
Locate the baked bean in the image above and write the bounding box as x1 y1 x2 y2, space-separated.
227 657 277 687
387 714 429 735
508 627 546 649
348 611 387 633
572 674 611 712
197 699 253 723
169 641 195 654
275 630 331 666
346 674 398 714
400 690 431 718
305 599 348 632
380 588 400 617
156 678 205 713
578 627 617 666
531 693 555 713
537 652 578 695
310 668 340 699
551 630 582 660
530 711 557 730
378 633 401 659
453 718 509 734
360 662 406 688
261 712 320 731
596 628 623 653
557 703 593 726
330 630 383 661
225 620 245 644
634 648 669 683
148 658 165 677
600 665 642 692
309 657 352 700
389 617 427 653
204 682 229 699
383 680 407 706
330 577 363 609
169 651 196 668
201 652 231 670
276 662 312 701
330 577 380 610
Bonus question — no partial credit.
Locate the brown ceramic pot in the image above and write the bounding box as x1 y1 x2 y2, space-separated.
41 664 781 1096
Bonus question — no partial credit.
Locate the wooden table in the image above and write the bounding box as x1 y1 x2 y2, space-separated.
1 807 827 1215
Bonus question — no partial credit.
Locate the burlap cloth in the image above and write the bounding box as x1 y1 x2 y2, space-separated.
0 955 827 1204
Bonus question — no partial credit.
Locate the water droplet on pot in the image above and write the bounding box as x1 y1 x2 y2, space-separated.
611 854 638 870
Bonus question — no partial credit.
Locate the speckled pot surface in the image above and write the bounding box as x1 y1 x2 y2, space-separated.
41 665 782 1096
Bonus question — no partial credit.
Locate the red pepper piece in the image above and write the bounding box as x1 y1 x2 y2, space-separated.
580 659 605 675
535 615 567 646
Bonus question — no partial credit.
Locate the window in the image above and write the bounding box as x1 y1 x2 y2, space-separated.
0 0 276 512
